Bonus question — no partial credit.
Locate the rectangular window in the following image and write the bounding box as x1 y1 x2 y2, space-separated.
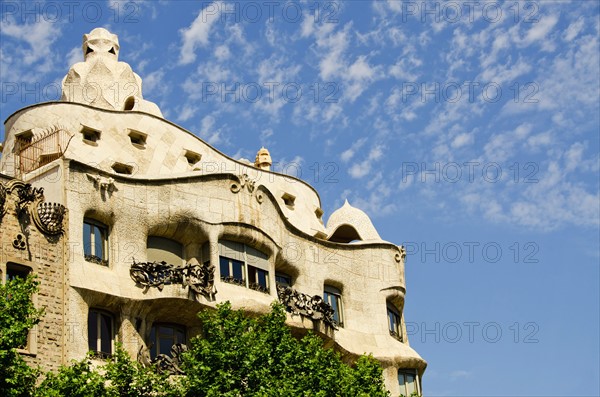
388 305 403 341
219 256 245 285
149 323 186 359
83 219 108 265
248 265 269 292
398 370 418 397
88 309 114 358
219 240 270 293
324 285 343 327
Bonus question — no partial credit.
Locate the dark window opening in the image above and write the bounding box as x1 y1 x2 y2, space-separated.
88 309 113 358
6 263 31 281
275 272 292 287
149 324 185 359
81 126 100 143
387 304 403 342
111 162 133 175
184 150 202 166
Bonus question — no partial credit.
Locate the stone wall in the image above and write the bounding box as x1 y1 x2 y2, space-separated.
0 174 67 373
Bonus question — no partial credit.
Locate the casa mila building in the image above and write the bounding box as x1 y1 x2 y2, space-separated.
0 28 426 396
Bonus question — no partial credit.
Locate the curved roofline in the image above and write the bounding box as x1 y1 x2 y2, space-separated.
69 160 401 253
4 101 321 207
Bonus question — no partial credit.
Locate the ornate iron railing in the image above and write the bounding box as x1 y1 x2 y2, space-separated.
130 259 215 297
276 285 338 329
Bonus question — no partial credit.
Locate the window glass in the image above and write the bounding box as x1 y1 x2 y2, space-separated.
150 323 186 359
275 273 292 287
324 286 343 326
88 309 113 357
388 304 402 341
218 240 270 293
398 370 418 396
83 219 108 264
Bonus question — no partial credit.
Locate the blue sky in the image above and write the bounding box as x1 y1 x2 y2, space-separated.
1 1 599 395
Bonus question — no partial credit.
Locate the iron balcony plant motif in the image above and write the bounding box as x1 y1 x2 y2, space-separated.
0 180 67 236
130 258 215 298
276 284 339 330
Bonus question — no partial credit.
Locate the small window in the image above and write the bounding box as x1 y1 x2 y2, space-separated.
282 193 296 208
184 150 201 166
81 126 101 144
315 208 324 221
149 323 186 359
323 285 343 327
88 309 114 358
147 236 184 266
128 129 147 148
111 162 133 175
15 130 34 147
387 304 403 342
6 263 31 281
83 219 109 266
398 369 419 397
275 272 292 287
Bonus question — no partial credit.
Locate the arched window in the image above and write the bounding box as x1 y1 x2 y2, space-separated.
323 285 344 327
387 303 403 342
147 236 184 265
149 323 186 359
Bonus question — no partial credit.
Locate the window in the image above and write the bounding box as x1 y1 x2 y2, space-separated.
184 150 202 166
219 240 270 293
275 272 292 287
88 309 114 358
111 162 133 175
147 236 184 265
128 129 147 148
81 126 101 144
6 263 31 281
387 304 403 341
282 193 296 208
149 323 185 359
323 285 343 327
83 219 108 265
15 129 34 147
398 369 419 397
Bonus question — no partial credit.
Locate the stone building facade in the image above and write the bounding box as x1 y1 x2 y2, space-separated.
0 28 426 395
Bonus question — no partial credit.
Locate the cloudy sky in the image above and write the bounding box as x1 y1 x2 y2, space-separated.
1 1 599 395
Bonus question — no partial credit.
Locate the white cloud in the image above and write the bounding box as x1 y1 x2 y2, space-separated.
178 2 223 65
340 138 367 162
451 133 474 149
563 17 585 41
66 46 83 68
348 145 384 179
177 105 197 122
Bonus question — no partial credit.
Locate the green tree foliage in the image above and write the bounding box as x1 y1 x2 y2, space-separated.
35 347 182 397
0 275 43 397
182 302 390 397
2 275 390 396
